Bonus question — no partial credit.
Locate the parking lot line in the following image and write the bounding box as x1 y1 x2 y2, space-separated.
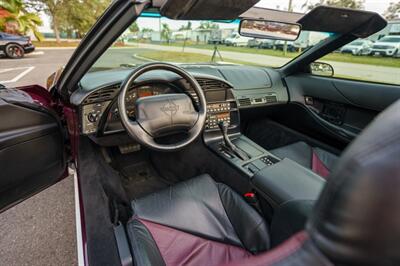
31 51 45 56
0 66 35 84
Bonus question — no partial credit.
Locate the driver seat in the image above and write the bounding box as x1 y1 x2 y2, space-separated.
128 174 270 265
127 99 400 266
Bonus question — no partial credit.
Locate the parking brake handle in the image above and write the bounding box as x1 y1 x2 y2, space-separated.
218 121 250 161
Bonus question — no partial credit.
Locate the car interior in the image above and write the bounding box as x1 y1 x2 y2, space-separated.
1 0 400 265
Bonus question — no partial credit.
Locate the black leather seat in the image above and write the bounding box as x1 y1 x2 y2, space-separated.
128 99 400 266
271 141 338 178
127 175 270 266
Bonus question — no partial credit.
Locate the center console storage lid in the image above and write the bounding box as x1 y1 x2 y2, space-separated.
252 158 325 206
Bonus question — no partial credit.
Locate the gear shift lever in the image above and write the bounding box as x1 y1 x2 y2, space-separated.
218 121 250 161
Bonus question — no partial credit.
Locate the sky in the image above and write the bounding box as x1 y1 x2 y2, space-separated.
39 0 396 32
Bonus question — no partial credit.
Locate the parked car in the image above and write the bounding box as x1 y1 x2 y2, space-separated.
369 35 400 57
340 39 374 55
258 39 275 49
225 32 252 46
247 38 261 48
0 32 35 59
274 40 297 52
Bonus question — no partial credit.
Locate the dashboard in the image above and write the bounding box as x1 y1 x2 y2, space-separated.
71 65 289 138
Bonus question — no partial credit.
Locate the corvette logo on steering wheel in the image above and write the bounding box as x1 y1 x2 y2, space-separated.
161 101 179 116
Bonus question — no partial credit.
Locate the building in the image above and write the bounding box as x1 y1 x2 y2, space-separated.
190 29 212 43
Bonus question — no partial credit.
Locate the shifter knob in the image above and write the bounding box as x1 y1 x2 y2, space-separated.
218 121 250 161
218 121 229 133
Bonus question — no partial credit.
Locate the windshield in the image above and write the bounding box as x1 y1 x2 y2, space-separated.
91 14 330 71
379 37 400 43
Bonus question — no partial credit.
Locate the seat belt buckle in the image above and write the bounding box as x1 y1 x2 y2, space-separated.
244 192 257 204
244 191 263 213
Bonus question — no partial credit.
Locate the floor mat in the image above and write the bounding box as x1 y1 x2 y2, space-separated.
120 160 170 200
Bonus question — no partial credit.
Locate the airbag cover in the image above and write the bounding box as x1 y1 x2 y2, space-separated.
135 93 198 137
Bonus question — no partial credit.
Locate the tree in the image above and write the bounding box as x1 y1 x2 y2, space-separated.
141 27 154 33
0 0 43 40
304 0 365 10
179 21 192 31
25 0 67 42
129 22 139 33
61 0 109 37
26 0 110 42
161 23 171 43
198 21 219 30
384 2 400 20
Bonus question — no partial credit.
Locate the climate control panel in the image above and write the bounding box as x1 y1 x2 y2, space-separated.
205 102 231 130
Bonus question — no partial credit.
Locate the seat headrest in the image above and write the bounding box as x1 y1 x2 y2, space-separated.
308 99 400 266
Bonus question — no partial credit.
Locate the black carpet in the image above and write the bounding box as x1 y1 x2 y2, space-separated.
120 160 169 200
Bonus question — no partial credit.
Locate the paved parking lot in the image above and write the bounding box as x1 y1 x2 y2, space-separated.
0 48 75 87
0 49 77 266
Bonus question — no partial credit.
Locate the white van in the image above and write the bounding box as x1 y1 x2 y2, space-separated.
224 33 252 47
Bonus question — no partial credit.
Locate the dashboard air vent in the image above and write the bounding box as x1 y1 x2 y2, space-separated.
83 86 119 104
196 78 230 90
238 98 251 107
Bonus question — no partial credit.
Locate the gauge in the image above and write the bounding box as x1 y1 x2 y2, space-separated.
124 83 175 118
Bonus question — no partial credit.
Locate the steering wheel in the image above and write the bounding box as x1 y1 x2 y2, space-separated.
118 62 207 151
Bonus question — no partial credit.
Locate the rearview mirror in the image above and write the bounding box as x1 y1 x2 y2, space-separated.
239 19 301 41
310 62 334 77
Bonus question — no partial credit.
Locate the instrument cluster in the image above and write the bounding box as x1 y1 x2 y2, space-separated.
124 83 174 118
81 82 175 135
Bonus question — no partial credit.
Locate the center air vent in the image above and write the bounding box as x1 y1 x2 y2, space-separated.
83 86 119 104
238 98 251 107
196 78 231 90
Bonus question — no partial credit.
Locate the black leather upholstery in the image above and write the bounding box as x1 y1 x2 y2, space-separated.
127 100 400 266
225 101 400 266
217 183 270 253
128 174 270 265
271 141 338 173
127 219 165 266
308 99 400 266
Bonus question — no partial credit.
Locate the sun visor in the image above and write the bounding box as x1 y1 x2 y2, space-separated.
160 0 260 20
240 7 304 24
298 6 387 38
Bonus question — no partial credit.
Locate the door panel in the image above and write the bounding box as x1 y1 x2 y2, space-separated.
0 88 66 212
284 74 400 144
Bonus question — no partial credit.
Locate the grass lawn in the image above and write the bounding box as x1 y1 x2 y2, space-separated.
137 50 262 66
158 42 400 68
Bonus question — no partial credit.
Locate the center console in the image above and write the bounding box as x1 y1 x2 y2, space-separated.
206 123 326 209
207 134 325 208
206 134 282 176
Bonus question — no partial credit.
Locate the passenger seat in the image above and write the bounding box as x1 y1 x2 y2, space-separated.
270 141 338 178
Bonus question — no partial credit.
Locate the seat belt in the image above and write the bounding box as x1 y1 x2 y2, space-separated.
113 222 133 266
111 199 133 266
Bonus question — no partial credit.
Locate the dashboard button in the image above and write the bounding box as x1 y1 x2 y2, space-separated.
87 112 98 123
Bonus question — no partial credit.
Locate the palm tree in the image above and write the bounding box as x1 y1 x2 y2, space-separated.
198 21 219 30
0 0 43 41
161 23 171 43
